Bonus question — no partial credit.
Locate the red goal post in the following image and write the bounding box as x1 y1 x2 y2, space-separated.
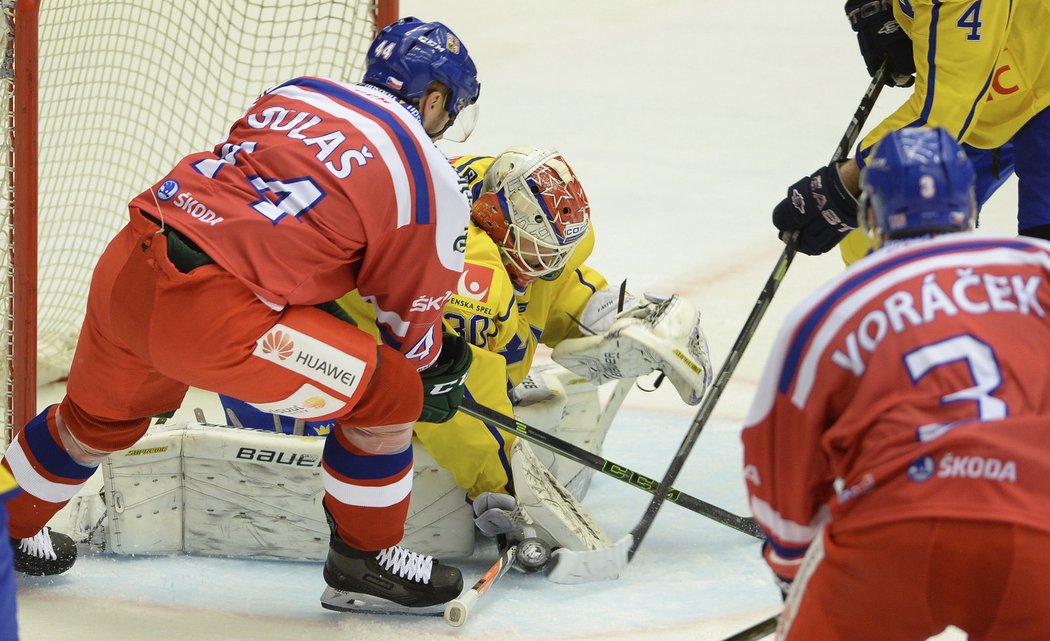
1 0 398 446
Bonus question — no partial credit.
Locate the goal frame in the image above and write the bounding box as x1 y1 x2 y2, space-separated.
4 0 399 441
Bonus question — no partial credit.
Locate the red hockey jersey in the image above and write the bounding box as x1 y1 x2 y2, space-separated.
128 77 468 368
742 233 1050 579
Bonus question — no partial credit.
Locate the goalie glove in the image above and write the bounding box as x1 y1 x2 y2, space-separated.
552 295 712 405
574 287 644 334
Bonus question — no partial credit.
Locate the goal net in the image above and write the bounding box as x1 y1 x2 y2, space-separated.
0 0 398 446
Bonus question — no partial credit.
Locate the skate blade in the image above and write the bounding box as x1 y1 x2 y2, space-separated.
320 586 447 616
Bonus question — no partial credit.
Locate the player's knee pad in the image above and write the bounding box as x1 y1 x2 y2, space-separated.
338 422 414 455
58 396 151 454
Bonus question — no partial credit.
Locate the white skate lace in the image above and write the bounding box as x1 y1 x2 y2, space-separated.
18 529 57 560
376 546 434 584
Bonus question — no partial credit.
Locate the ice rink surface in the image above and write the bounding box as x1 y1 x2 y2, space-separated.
17 1 1019 639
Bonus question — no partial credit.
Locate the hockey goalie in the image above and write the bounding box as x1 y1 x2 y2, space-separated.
67 145 713 586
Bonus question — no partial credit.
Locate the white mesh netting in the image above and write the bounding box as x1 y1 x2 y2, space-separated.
1 0 381 438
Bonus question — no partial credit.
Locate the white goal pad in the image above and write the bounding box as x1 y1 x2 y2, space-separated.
513 363 623 501
98 423 474 561
59 364 627 563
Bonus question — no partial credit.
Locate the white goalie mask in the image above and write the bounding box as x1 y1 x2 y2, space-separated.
471 146 591 287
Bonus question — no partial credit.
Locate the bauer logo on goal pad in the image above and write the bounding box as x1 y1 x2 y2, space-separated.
157 179 180 201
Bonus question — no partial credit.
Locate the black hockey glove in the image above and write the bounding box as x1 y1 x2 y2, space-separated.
418 332 473 423
844 0 916 87
772 163 859 256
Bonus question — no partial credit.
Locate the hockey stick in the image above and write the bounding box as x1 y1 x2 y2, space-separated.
595 377 635 444
443 544 517 627
626 63 889 561
458 398 762 539
712 64 891 641
721 613 779 641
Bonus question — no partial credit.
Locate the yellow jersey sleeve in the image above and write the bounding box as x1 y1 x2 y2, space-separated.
862 0 1050 154
845 0 1050 265
0 466 19 501
449 154 495 203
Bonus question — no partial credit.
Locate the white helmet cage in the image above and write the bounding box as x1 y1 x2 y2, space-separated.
474 146 591 286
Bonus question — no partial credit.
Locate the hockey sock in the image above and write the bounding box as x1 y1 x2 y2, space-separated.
321 427 413 550
1 405 98 538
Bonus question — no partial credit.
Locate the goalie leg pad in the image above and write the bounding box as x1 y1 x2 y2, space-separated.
512 366 569 474
100 423 474 560
509 439 612 552
512 363 613 500
547 533 632 584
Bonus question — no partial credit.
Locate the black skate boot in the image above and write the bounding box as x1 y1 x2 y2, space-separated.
320 533 464 615
318 504 462 615
11 527 77 576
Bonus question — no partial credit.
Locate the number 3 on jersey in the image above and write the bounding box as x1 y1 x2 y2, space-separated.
904 334 1006 441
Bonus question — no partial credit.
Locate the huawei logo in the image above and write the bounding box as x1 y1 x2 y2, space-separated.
303 396 326 409
261 330 294 360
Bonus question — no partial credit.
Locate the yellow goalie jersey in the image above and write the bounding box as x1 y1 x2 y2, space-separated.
840 0 1050 264
0 468 16 500
338 155 607 500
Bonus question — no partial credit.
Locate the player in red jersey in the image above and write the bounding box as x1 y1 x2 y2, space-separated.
743 127 1050 640
1 17 481 614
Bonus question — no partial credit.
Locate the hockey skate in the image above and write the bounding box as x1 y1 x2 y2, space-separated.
319 505 462 615
11 527 77 576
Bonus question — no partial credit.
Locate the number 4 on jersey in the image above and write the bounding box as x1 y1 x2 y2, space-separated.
246 175 325 223
957 0 983 41
192 141 326 224
405 326 435 362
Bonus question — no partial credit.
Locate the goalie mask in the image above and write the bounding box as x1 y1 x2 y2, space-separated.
472 146 590 287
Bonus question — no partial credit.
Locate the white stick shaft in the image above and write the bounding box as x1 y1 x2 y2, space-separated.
443 591 478 627
443 546 516 627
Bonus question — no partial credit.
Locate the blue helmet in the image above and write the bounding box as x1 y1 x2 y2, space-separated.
364 17 480 119
859 126 976 245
